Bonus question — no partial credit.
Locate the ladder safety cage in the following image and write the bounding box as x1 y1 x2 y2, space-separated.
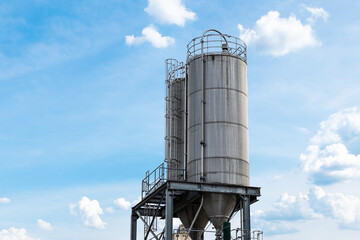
165 59 186 182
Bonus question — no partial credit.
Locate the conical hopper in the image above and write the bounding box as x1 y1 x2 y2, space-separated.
176 204 208 240
202 193 236 238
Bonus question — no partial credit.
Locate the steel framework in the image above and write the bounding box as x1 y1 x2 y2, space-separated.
131 180 260 240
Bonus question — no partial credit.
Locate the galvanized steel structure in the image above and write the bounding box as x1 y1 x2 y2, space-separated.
130 29 262 240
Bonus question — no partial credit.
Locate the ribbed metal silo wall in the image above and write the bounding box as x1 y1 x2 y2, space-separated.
187 54 249 186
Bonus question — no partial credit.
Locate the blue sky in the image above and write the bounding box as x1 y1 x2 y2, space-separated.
1 0 360 239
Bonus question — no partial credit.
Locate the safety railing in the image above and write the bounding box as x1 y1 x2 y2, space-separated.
233 229 264 240
187 32 247 63
141 163 185 199
142 163 166 199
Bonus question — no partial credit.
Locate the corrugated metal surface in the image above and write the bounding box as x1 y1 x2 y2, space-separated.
187 54 249 186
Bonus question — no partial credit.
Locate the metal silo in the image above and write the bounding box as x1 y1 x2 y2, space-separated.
186 29 248 238
130 29 261 240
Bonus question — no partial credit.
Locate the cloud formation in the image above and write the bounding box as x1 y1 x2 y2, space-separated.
304 6 330 23
0 227 39 240
251 192 317 235
114 197 131 210
253 186 360 233
301 107 360 185
262 192 320 221
125 25 175 48
309 107 360 147
69 196 106 229
144 0 196 26
252 212 299 236
37 219 52 231
0 197 10 203
238 11 320 56
309 186 360 229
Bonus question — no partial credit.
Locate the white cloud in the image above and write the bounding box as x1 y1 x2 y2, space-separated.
144 0 196 26
309 186 360 229
251 192 318 235
0 197 10 203
37 219 52 231
125 25 175 48
252 212 299 236
300 107 360 184
238 11 320 56
254 186 360 232
0 227 40 240
69 196 106 229
262 192 320 221
304 6 329 23
114 197 131 210
301 143 360 184
310 107 360 147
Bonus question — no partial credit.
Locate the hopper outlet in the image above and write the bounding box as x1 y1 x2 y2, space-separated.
202 193 237 239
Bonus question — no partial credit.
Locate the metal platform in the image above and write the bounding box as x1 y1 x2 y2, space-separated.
131 180 261 240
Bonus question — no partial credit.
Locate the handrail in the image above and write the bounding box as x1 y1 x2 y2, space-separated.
233 228 264 240
186 31 247 63
141 163 185 198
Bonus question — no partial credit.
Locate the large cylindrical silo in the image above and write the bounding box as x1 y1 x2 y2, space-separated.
186 30 248 238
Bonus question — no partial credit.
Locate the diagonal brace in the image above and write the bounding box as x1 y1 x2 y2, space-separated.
145 191 166 239
135 211 160 240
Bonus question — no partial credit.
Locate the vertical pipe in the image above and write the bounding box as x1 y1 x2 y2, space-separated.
240 201 243 233
165 189 173 240
242 196 251 240
169 68 173 178
165 60 170 171
173 67 177 175
198 30 228 182
183 65 188 180
200 39 205 182
130 210 138 240
240 203 244 232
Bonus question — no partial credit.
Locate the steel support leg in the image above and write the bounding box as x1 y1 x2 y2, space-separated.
242 195 251 240
131 210 138 240
165 189 173 240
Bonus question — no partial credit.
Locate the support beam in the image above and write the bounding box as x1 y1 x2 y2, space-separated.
242 195 251 240
165 189 173 240
136 207 165 217
130 211 138 240
135 211 159 240
167 181 261 196
145 191 166 239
